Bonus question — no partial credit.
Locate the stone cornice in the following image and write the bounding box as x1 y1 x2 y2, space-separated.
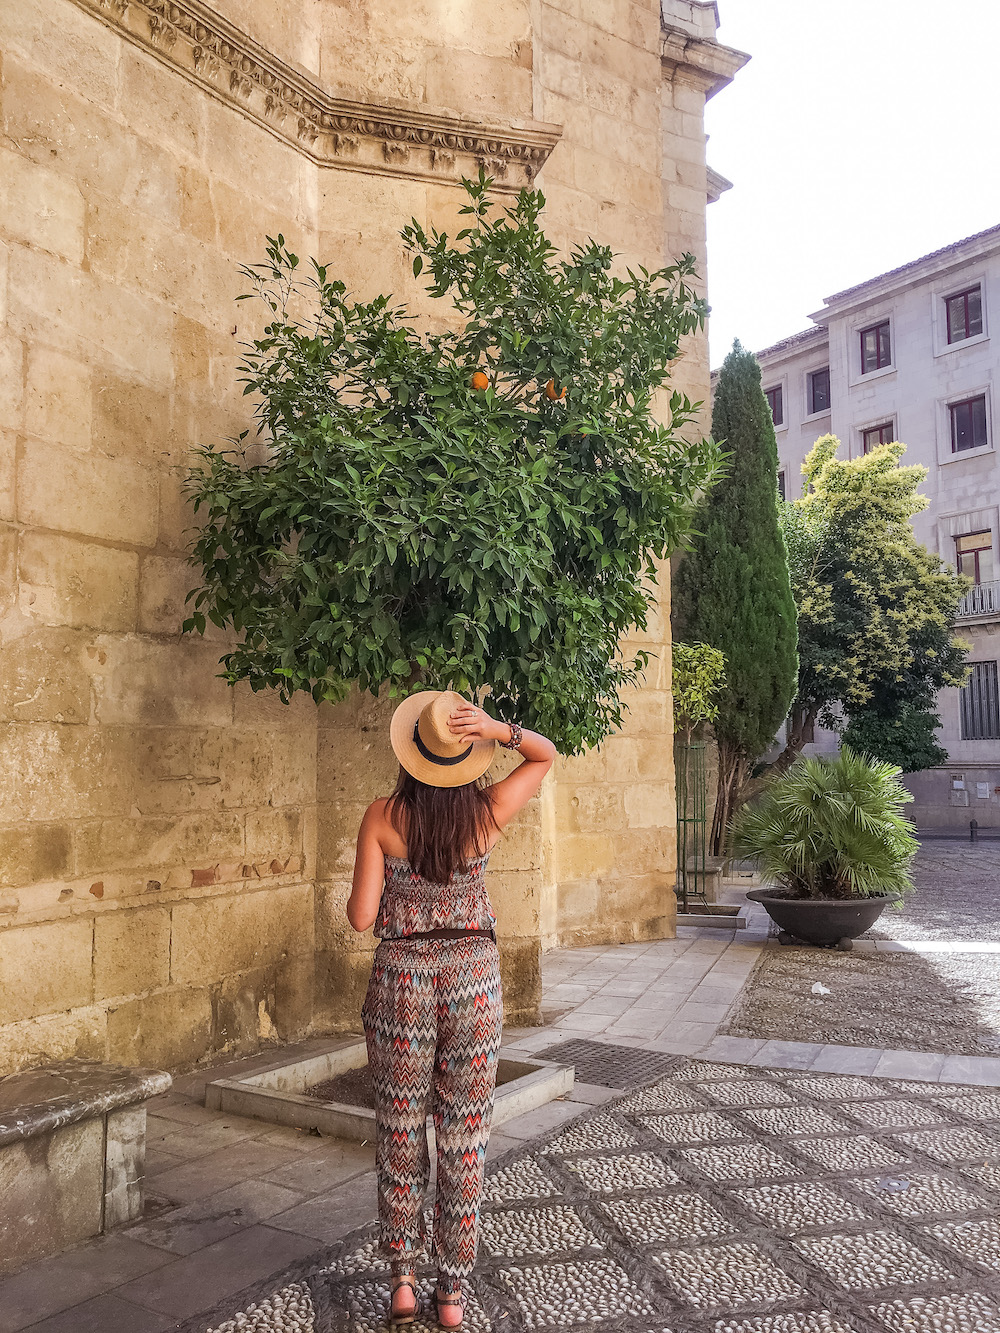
660 25 749 99
70 0 562 191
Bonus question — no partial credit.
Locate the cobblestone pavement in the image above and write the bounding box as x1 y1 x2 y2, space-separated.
722 844 1000 1058
869 845 1000 944
185 1058 1000 1333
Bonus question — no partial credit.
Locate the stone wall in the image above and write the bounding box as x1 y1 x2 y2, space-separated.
0 0 742 1073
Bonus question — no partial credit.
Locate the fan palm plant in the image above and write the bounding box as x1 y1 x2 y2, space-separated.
731 747 918 901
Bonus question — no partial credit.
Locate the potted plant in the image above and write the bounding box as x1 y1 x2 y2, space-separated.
731 747 918 949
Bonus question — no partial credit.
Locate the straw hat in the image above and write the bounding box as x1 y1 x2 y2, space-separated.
389 690 497 788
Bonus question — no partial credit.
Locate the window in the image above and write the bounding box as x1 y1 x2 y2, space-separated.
956 531 995 585
946 286 983 344
950 395 989 452
960 661 1000 740
808 367 831 414
777 470 786 501
860 320 891 373
765 385 784 426
862 422 894 453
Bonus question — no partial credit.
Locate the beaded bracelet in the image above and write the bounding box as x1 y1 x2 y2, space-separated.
499 721 523 751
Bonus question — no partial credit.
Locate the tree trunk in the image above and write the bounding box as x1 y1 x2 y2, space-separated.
762 704 817 778
710 739 748 857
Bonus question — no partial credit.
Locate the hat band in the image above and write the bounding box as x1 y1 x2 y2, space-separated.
413 721 474 767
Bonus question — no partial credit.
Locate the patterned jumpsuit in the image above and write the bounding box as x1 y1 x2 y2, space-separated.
362 852 503 1291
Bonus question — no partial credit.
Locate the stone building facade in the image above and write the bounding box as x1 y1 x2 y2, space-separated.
0 0 745 1074
757 225 1000 829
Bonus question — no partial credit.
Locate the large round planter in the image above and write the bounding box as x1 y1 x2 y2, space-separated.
746 889 899 950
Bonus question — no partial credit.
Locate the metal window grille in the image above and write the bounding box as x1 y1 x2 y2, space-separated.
960 661 1000 740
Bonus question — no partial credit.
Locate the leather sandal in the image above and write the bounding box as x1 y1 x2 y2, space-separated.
389 1276 421 1328
431 1288 464 1329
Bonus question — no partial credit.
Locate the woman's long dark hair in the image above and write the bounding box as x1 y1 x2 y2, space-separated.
387 767 498 883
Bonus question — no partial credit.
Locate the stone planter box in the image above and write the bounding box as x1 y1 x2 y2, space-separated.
206 1040 574 1142
0 1060 171 1276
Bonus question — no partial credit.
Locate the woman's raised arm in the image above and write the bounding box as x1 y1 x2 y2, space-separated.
447 704 556 829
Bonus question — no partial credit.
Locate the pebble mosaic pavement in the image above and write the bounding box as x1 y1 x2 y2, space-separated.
182 1057 1000 1333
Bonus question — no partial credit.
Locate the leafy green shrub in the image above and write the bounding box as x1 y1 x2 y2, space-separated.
183 174 722 753
731 746 918 900
672 641 726 747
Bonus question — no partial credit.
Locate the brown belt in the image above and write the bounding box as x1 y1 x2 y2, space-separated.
403 928 496 942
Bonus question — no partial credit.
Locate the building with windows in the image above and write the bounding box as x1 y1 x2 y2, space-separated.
755 223 1000 828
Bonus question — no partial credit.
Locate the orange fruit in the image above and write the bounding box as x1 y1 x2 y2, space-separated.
470 370 489 391
545 378 567 400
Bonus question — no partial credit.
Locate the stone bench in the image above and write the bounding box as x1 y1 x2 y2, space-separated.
0 1059 171 1275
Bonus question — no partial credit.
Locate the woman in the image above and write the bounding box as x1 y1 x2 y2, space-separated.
347 690 556 1329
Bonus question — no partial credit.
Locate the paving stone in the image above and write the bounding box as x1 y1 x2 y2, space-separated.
933 1090 1000 1121
807 1046 885 1076
493 1256 657 1328
267 1171 380 1245
641 1110 747 1145
792 1229 954 1291
793 1134 909 1173
680 1141 801 1183
731 1181 871 1232
842 1098 953 1130
928 1218 1000 1272
869 1291 1000 1333
538 1113 637 1154
479 1204 600 1259
895 1126 1000 1165
851 1171 994 1219
16 1294 177 1333
128 1178 306 1255
785 1075 886 1101
480 1156 560 1205
563 1151 680 1192
600 1190 735 1244
714 1316 858 1333
653 1240 806 1309
117 1226 318 1320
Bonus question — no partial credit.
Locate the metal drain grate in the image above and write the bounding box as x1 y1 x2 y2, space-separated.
532 1038 683 1089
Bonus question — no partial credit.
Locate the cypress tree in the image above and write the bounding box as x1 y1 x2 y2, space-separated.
672 340 798 851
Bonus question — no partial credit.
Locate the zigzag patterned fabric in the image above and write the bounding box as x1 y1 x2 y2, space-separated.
363 862 503 1291
374 852 497 938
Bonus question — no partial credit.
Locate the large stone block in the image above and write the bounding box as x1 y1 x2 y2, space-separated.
0 1119 104 1276
0 428 14 524
0 724 136 822
0 822 72 888
93 907 171 1001
169 882 313 986
0 1006 107 1078
488 871 541 937
73 811 244 878
1 61 182 228
316 800 370 880
18 531 138 631
0 144 86 265
313 946 371 1033
7 243 174 383
103 1105 147 1229
90 636 234 728
1 627 92 724
0 0 121 111
0 918 93 1024
24 345 91 449
245 806 305 863
498 935 541 1027
18 437 158 546
106 985 213 1069
0 333 23 433
91 368 173 460
623 782 672 829
0 525 17 624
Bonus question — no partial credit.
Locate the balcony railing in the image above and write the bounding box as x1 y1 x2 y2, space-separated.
957 578 1000 620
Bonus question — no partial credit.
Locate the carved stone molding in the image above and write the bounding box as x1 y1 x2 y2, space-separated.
660 24 749 100
71 0 562 190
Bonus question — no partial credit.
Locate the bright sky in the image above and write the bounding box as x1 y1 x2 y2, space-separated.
704 0 1000 367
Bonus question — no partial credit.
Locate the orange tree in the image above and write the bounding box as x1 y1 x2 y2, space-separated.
183 174 722 753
